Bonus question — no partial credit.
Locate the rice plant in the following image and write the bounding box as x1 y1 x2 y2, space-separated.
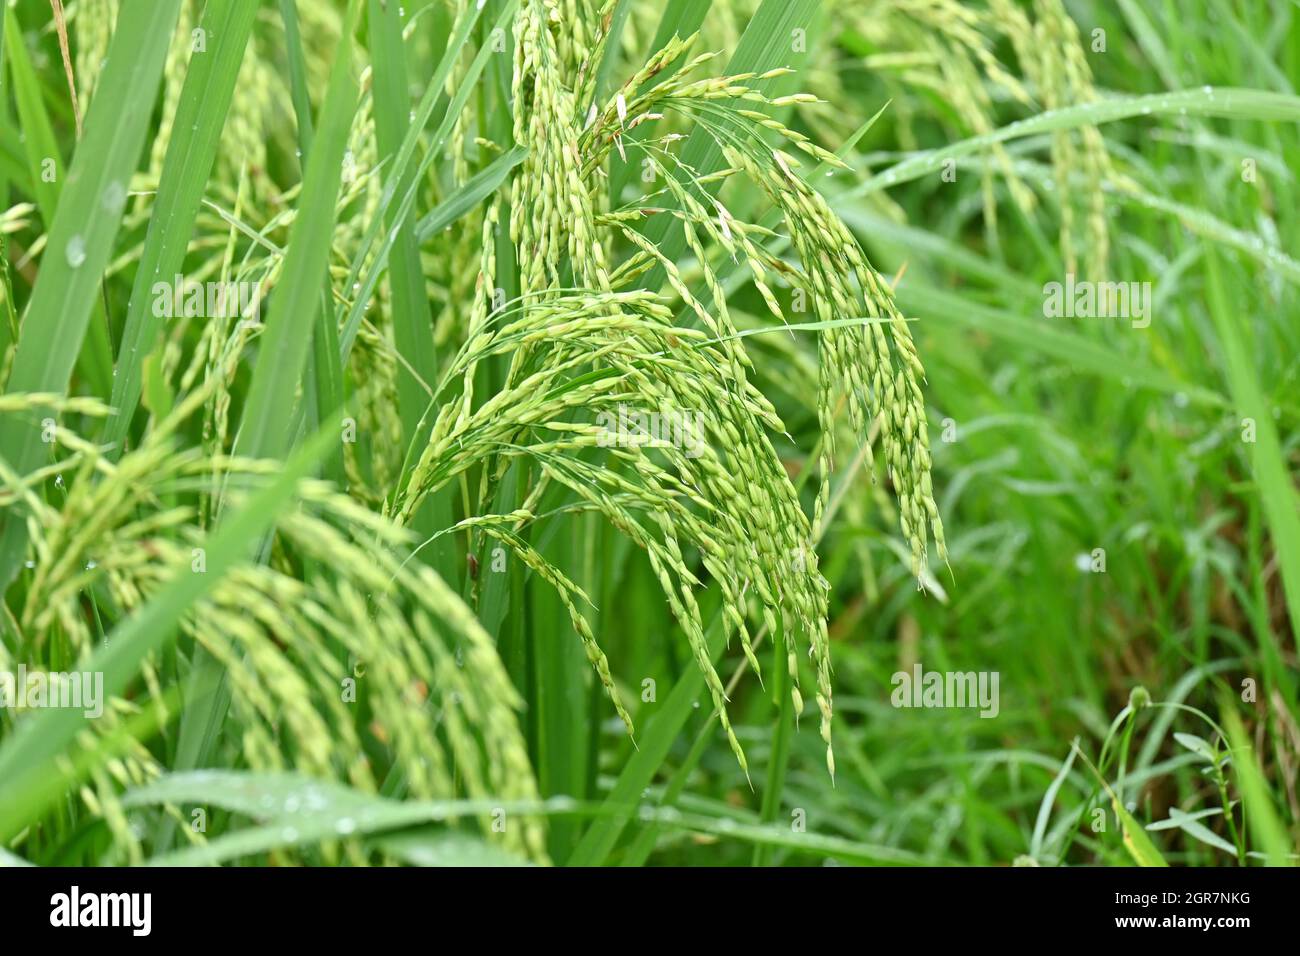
0 0 1296 868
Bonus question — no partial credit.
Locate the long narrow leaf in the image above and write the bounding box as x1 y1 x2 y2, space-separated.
232 0 362 461
104 0 262 454
0 0 186 590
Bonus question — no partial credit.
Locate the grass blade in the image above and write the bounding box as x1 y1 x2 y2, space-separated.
897 285 1223 404
4 8 61 222
104 0 262 454
369 0 439 450
568 622 724 866
0 0 186 590
854 88 1300 198
338 0 519 360
123 771 562 866
1203 248 1300 698
1221 701 1293 866
232 0 363 461
413 145 528 242
278 0 316 155
4 6 112 398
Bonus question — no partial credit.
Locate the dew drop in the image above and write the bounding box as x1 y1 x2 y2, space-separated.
102 181 127 214
65 235 87 268
336 817 357 836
